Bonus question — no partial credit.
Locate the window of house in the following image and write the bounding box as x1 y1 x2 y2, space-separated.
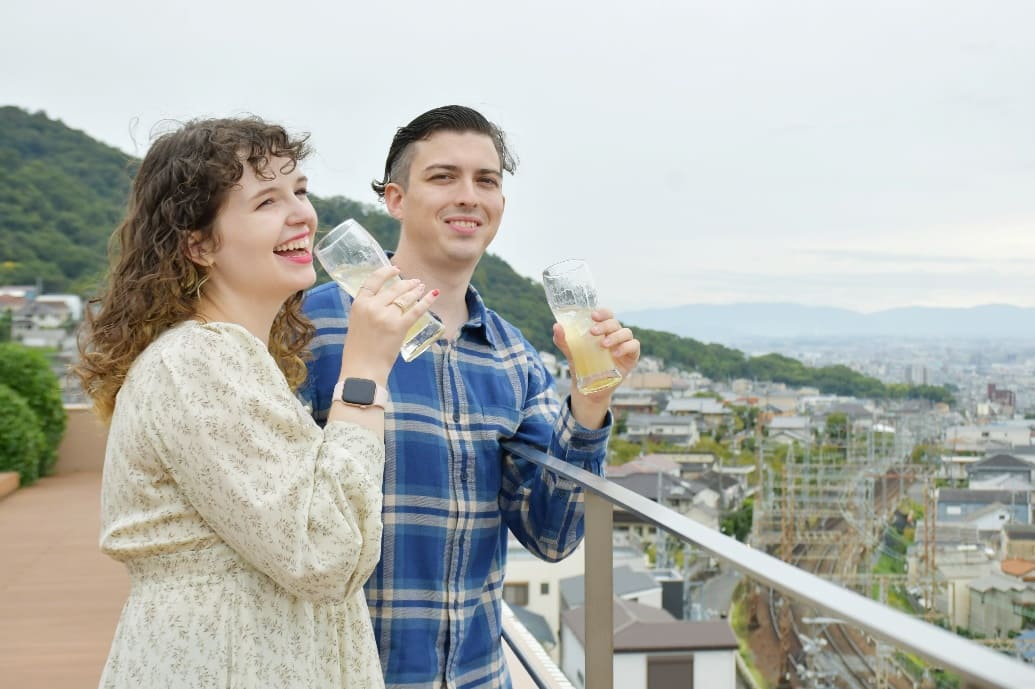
503 582 529 606
540 582 549 595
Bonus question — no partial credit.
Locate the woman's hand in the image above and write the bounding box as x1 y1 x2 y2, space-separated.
338 266 439 384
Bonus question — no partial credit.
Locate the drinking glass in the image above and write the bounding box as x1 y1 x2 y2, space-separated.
541 259 622 394
315 219 445 362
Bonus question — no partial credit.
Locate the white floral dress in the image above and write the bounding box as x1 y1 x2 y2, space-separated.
98 321 385 688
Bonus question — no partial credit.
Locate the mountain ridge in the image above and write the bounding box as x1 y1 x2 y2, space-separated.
621 302 1035 340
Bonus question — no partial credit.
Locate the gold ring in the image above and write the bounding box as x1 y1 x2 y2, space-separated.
392 299 408 314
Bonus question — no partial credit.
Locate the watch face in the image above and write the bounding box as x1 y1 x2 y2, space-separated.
341 378 377 406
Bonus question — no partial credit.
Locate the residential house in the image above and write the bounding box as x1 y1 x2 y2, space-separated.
968 573 1035 637
1002 525 1035 560
937 455 983 484
504 539 647 662
766 415 812 446
612 394 660 417
608 471 715 541
560 566 663 613
688 472 743 512
968 454 1035 486
937 489 1030 526
560 599 737 689
607 455 681 479
624 372 675 390
945 423 1035 454
664 398 731 433
931 548 996 629
624 414 700 447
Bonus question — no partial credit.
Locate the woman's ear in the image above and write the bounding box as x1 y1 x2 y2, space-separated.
186 231 213 266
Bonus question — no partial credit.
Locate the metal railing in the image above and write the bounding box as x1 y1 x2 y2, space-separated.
501 440 1035 689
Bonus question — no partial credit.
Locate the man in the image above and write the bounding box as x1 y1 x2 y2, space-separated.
302 105 640 688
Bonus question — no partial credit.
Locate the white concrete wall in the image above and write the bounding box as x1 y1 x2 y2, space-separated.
560 627 586 688
694 649 736 688
614 653 645 688
505 540 585 660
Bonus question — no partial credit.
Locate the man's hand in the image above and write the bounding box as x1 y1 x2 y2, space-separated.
552 308 641 429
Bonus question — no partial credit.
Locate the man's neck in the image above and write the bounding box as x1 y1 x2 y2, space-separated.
391 251 477 340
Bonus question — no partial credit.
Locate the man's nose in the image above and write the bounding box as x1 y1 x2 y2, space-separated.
454 178 479 207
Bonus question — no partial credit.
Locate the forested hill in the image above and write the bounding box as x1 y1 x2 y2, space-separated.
0 107 952 403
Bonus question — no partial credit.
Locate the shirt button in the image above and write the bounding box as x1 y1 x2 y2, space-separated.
453 411 460 422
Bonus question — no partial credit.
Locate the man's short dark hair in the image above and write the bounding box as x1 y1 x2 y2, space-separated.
371 105 517 199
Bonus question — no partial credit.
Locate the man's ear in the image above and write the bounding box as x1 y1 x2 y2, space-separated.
186 231 213 266
384 183 405 221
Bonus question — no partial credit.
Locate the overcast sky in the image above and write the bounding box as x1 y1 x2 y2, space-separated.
3 1 1034 313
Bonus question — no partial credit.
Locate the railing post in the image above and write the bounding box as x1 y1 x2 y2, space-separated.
584 492 613 689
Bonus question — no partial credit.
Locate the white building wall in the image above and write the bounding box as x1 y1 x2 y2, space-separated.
505 540 585 660
694 649 737 687
614 653 645 689
560 627 587 688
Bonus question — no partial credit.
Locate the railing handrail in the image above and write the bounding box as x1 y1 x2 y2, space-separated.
502 440 1035 689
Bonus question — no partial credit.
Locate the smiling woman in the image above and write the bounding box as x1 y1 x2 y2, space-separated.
72 116 438 689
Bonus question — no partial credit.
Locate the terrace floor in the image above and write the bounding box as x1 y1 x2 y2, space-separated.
0 470 540 689
0 471 124 689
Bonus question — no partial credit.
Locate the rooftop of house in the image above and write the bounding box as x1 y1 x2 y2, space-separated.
560 565 661 609
561 598 738 653
1001 559 1035 580
938 488 1030 505
608 472 697 503
768 415 810 430
509 604 557 646
971 454 1034 471
1004 524 1035 540
970 572 1034 594
606 455 682 478
665 398 730 415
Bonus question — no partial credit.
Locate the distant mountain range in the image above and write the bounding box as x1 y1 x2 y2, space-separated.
620 303 1035 341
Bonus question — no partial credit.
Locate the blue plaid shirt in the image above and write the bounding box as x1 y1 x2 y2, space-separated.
300 281 610 689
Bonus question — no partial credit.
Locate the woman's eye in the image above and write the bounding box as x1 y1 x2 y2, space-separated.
295 188 308 197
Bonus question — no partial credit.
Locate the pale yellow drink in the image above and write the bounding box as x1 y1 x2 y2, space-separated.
554 306 622 394
328 265 445 362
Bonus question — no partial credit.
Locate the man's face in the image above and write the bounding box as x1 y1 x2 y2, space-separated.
386 130 505 271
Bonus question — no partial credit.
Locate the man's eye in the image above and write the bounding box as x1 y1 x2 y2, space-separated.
480 178 500 187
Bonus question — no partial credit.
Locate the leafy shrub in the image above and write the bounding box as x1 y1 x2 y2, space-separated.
0 343 67 475
0 383 44 484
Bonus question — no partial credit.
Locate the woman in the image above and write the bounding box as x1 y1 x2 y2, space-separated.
75 117 436 688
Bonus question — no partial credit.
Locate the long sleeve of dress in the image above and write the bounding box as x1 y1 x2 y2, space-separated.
115 321 384 603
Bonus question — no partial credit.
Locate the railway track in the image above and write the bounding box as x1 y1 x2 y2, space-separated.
754 471 911 689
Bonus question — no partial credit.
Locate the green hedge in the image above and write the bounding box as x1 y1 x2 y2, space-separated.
0 383 44 484
0 343 67 476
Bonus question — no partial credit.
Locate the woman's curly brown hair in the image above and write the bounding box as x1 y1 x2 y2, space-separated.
74 117 316 422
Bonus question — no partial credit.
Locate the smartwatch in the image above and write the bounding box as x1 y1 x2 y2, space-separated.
333 378 389 409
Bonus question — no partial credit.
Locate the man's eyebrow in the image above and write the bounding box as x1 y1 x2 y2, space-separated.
423 163 502 176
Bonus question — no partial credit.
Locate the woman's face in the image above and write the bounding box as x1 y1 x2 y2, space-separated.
198 156 318 310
